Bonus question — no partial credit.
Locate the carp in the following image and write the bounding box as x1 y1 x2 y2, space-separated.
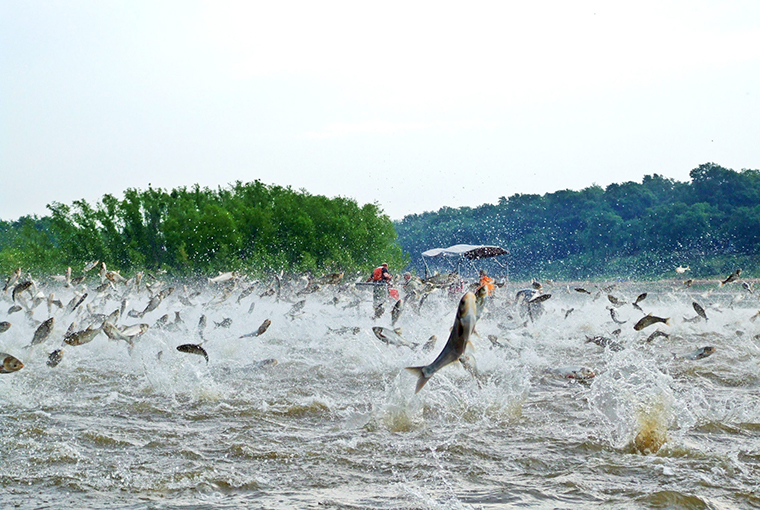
406 292 477 393
634 314 670 331
0 352 24 374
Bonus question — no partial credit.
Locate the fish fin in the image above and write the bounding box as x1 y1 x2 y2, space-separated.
405 366 429 393
665 318 671 326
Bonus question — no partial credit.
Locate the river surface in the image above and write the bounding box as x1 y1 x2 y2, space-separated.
1 275 759 509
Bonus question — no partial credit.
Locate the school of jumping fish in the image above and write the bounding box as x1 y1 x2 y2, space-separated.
0 260 742 397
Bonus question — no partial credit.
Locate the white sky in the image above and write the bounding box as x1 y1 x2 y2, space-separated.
2 1 759 221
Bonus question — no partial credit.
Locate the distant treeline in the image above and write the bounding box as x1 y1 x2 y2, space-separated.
395 163 760 280
0 181 406 277
4 163 759 281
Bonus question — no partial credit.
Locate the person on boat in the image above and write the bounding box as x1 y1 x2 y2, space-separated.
368 263 393 308
400 271 421 304
368 263 393 284
479 270 495 297
402 272 420 292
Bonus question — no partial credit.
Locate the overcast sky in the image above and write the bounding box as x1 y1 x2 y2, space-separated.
2 1 759 222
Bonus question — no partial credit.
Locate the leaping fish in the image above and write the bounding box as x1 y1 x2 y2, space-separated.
64 324 102 346
0 352 24 373
65 292 88 315
197 314 207 341
546 366 596 380
645 330 669 343
372 327 418 349
240 319 271 338
208 271 237 284
105 270 127 284
391 299 403 326
406 291 477 393
607 294 625 307
28 317 55 347
633 314 670 331
675 346 716 360
177 343 209 363
2 268 22 292
529 293 552 304
287 300 306 319
585 335 623 352
47 349 64 368
720 269 741 286
83 260 99 272
608 307 627 325
120 323 149 339
12 281 33 302
237 284 257 304
422 334 438 352
692 302 708 321
632 292 648 312
458 354 482 389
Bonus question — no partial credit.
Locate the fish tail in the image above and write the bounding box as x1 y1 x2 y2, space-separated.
665 318 671 326
405 366 430 394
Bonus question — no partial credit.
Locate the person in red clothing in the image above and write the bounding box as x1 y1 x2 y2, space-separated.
368 263 393 309
368 263 393 284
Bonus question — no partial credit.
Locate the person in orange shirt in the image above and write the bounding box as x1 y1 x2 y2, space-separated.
479 270 495 297
368 263 392 284
367 263 393 308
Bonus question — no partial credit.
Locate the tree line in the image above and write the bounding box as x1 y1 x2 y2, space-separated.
395 163 760 281
0 181 406 278
3 163 759 281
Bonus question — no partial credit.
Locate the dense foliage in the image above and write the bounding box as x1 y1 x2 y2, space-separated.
0 181 406 277
3 163 759 281
395 163 760 280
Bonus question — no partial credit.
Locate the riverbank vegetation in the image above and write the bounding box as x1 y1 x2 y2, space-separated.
2 163 759 281
396 163 760 280
0 181 406 277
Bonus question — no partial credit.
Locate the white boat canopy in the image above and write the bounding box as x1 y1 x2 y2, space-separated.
421 244 508 260
421 244 509 280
